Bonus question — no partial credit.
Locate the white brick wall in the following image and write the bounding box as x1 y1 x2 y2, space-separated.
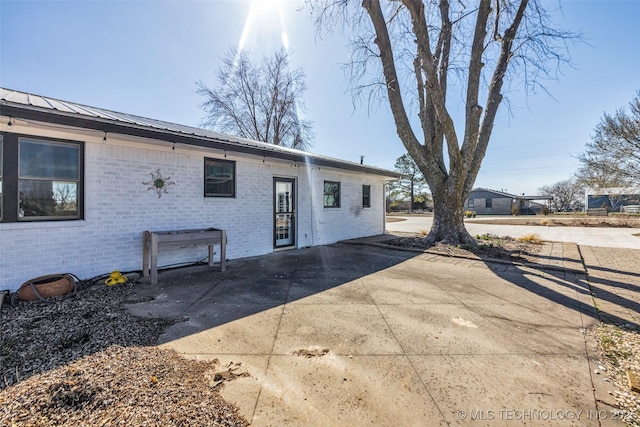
0 122 388 291
311 169 385 245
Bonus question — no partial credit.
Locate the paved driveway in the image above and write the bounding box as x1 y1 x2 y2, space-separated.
124 242 627 426
386 215 640 249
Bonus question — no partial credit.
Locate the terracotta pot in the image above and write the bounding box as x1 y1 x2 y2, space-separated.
16 274 75 301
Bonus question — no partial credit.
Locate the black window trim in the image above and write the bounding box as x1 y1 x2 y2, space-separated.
0 132 84 223
204 157 236 198
323 180 341 208
362 184 371 208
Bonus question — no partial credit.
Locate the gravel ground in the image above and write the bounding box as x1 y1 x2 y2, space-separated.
593 324 640 426
0 281 249 426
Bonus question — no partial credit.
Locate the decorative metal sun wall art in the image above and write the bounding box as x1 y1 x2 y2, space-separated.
142 169 176 198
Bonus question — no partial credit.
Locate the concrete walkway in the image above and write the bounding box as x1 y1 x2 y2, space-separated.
122 237 638 426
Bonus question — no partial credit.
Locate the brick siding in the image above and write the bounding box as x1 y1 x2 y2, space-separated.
0 124 386 291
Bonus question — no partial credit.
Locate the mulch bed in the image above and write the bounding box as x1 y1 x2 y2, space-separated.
384 234 542 264
0 346 249 427
0 282 249 426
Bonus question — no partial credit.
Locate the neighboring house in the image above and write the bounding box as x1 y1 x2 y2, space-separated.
0 88 401 292
465 188 550 215
585 187 640 212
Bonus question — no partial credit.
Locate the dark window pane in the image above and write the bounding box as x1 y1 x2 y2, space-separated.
362 184 371 208
204 158 235 197
20 140 79 179
19 180 78 217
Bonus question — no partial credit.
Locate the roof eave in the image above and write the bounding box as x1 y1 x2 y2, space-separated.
1 101 402 179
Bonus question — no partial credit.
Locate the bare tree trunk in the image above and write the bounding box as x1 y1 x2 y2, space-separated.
314 0 576 244
429 187 474 245
410 177 414 214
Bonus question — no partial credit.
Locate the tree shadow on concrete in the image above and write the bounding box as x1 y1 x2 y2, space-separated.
485 260 639 329
123 243 422 344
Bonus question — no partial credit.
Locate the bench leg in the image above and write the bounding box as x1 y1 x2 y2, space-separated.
143 232 150 278
150 234 159 285
220 231 226 272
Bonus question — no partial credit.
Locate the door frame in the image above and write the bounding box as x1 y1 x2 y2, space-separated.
273 177 296 249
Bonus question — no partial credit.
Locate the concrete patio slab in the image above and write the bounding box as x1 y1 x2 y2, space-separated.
252 354 447 427
286 278 374 305
409 354 598 426
272 304 404 355
158 304 283 353
122 240 632 426
378 303 531 355
362 275 460 304
468 304 590 354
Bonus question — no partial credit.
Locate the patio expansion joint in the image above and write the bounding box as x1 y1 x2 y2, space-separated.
365 289 450 421
249 253 300 424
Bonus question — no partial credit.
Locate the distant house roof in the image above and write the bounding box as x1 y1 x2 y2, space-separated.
470 188 516 198
470 187 552 201
586 187 640 195
0 87 401 179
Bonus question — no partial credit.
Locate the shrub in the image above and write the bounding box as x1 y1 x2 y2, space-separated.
541 205 550 216
512 205 520 216
464 210 476 218
516 233 544 244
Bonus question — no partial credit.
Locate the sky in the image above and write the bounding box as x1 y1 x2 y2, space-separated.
1 0 639 196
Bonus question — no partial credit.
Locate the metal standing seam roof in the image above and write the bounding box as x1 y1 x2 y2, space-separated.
471 187 552 200
0 87 402 179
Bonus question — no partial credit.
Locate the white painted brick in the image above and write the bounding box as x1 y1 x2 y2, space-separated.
0 127 389 291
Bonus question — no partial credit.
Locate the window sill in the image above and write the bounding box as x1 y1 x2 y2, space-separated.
0 219 86 231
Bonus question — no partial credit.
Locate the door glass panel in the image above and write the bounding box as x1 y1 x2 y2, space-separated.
275 180 294 247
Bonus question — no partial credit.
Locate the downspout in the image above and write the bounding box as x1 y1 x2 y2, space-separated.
383 179 396 234
383 181 388 234
308 167 316 247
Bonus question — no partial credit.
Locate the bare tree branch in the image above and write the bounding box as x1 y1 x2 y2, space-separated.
310 0 579 244
197 48 313 150
577 91 640 190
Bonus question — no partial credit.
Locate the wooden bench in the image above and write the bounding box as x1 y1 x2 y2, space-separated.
143 228 226 285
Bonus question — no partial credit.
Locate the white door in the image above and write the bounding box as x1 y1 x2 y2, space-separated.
274 178 295 248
